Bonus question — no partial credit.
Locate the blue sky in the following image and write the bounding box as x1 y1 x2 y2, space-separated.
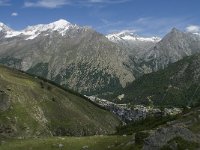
0 0 200 36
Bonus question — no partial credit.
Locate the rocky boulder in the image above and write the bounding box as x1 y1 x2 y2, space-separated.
0 90 10 112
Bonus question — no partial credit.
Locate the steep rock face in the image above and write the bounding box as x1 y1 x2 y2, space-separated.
143 127 199 150
142 28 200 71
142 107 200 149
0 20 135 95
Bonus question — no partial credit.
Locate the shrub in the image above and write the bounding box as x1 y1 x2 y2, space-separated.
135 131 149 145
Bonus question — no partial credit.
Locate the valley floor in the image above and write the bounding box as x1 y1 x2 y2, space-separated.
0 135 134 150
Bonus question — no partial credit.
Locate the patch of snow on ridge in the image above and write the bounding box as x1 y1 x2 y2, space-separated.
5 31 21 38
25 33 40 40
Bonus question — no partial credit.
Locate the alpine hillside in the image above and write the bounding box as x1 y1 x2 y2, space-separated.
0 64 120 138
117 53 200 107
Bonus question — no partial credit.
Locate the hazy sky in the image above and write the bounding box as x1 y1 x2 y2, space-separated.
0 0 200 36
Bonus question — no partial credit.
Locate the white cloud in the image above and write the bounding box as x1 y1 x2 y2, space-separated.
86 0 130 3
24 0 70 8
186 25 200 33
11 12 18 17
24 0 130 8
0 0 10 6
88 0 103 2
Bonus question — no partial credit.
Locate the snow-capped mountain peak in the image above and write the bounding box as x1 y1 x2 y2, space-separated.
49 19 71 29
106 30 137 41
22 19 76 39
106 30 161 42
114 30 137 37
3 19 78 40
24 19 73 33
0 22 12 32
0 22 4 28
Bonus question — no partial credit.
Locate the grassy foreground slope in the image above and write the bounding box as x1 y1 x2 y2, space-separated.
2 106 200 150
0 64 120 138
0 135 134 150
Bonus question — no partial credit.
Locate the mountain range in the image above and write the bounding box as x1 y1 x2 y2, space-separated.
106 28 200 108
0 19 136 95
1 19 200 149
1 19 200 98
107 28 200 72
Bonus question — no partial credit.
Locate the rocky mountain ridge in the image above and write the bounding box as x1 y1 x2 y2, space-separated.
142 28 200 71
0 20 136 95
1 20 200 96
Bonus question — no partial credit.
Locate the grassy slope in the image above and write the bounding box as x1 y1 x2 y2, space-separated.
2 107 200 150
0 65 120 138
116 115 178 135
0 135 134 150
118 54 200 107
